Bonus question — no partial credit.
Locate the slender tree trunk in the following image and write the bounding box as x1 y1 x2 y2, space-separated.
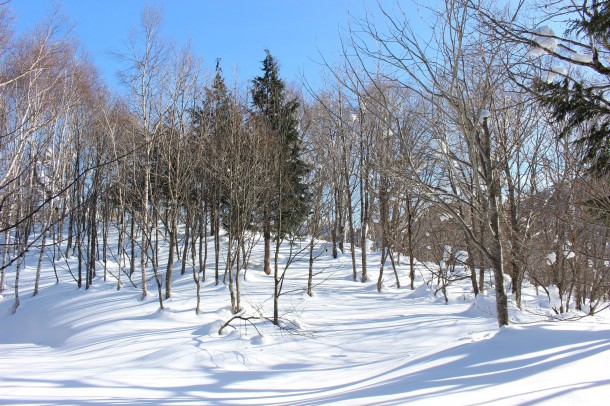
406 203 416 290
77 209 83 289
52 216 59 283
87 194 98 289
198 207 204 281
465 236 479 297
12 254 22 313
191 215 201 314
377 246 388 293
181 214 190 276
201 202 208 281
482 120 508 327
117 208 125 290
359 127 369 283
214 204 220 285
478 219 485 293
33 226 48 296
346 188 357 281
273 237 280 325
1 229 11 292
332 187 339 259
65 209 74 257
263 216 271 275
227 235 237 313
151 206 163 309
235 233 242 313
34 210 52 296
165 206 177 299
307 235 315 296
140 156 151 299
389 249 400 288
102 203 108 281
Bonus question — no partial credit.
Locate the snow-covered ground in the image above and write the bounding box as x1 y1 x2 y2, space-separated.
1 235 610 405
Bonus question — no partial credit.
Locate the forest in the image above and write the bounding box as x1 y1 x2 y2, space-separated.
1 0 609 333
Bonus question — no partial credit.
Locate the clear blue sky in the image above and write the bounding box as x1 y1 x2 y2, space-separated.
9 0 403 92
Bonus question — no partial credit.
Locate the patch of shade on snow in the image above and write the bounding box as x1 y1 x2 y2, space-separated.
1 233 610 405
250 334 273 345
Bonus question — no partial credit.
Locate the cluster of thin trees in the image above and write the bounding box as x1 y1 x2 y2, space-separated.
306 0 610 326
1 1 608 328
0 7 308 325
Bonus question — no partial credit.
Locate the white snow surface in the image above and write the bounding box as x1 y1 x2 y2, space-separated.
1 234 610 405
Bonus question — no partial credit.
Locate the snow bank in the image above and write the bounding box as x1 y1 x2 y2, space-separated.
1 235 610 405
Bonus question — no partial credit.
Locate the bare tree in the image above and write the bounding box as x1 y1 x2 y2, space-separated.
115 6 168 304
347 0 516 325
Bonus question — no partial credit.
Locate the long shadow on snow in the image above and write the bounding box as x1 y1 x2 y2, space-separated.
293 324 610 405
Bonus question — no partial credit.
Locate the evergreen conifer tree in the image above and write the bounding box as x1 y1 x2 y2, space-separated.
251 50 310 275
533 0 610 175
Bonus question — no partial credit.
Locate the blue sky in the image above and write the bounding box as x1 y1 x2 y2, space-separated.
9 0 401 92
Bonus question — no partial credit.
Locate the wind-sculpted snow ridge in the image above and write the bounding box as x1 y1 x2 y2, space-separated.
1 236 609 405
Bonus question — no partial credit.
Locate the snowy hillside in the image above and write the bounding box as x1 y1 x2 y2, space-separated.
1 236 609 405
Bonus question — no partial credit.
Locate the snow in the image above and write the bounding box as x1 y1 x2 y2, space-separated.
552 65 567 76
439 213 451 222
478 109 491 124
443 244 452 261
455 250 468 263
543 66 568 83
1 231 610 404
563 242 576 259
543 71 557 83
529 26 557 56
571 52 593 63
564 250 576 259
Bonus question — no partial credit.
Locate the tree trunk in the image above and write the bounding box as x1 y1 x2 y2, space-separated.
191 215 201 314
346 188 357 281
214 205 220 285
406 202 416 290
377 246 388 293
12 255 22 313
482 120 508 327
181 216 190 276
307 236 315 297
263 217 271 275
34 220 49 296
140 157 151 299
1 229 11 292
165 205 177 299
117 209 125 290
389 249 400 288
128 212 135 276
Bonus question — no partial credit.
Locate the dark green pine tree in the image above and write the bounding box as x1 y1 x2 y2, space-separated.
251 50 310 275
191 60 232 285
533 0 610 175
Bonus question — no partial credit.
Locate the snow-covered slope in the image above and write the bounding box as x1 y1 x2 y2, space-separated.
1 238 609 405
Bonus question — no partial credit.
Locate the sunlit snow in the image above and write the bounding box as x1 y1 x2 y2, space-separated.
1 230 609 404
